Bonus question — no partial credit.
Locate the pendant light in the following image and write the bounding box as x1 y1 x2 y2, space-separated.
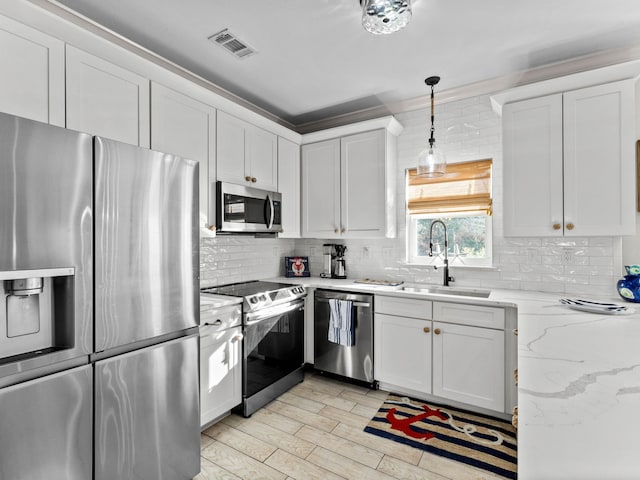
360 0 412 35
417 76 446 177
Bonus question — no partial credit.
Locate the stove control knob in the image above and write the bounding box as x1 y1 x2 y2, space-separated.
250 297 257 303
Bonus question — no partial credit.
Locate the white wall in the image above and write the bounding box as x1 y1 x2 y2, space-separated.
294 95 624 297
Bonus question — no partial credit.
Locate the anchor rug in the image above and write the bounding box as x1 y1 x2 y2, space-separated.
364 394 517 479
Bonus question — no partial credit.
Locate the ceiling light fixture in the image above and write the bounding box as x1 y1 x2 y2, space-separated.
360 0 412 35
417 76 446 177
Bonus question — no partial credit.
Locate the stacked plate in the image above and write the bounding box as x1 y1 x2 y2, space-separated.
559 298 632 315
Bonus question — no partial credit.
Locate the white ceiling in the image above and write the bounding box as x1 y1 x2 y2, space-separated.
52 0 640 130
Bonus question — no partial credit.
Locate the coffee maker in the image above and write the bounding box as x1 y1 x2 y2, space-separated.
332 244 347 279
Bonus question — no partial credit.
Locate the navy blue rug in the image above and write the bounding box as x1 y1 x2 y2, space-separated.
364 394 517 479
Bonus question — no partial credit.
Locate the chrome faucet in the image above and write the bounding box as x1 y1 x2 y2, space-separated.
429 220 454 286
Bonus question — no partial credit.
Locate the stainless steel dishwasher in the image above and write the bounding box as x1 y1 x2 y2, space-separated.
314 289 374 385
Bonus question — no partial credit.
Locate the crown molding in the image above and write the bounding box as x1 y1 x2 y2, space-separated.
297 43 640 133
19 0 640 134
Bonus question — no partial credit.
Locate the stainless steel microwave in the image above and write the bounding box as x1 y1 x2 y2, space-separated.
216 181 282 234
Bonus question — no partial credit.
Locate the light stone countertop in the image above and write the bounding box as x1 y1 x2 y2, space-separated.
266 275 640 480
199 291 242 312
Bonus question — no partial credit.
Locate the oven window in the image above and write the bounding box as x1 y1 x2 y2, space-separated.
244 304 304 397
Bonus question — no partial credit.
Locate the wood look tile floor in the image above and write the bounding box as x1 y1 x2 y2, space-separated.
197 373 506 480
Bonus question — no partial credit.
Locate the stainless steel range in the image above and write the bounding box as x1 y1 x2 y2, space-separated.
202 281 306 417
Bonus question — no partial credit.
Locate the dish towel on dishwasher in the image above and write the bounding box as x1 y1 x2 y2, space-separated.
328 299 355 346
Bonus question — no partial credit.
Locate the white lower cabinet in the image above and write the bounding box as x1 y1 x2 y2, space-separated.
432 321 504 412
200 304 242 429
375 295 508 414
374 313 432 395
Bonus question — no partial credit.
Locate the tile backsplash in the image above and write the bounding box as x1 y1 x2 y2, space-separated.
200 94 626 297
200 236 295 288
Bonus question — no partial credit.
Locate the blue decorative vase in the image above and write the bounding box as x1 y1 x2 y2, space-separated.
617 265 640 302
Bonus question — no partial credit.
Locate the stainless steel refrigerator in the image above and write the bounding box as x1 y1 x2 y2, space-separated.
0 113 200 480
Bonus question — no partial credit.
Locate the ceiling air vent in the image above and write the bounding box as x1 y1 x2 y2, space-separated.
209 29 256 59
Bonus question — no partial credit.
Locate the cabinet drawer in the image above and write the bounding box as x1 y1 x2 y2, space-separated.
200 304 241 331
375 295 432 320
433 302 504 330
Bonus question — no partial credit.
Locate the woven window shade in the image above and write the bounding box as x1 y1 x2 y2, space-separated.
407 159 492 216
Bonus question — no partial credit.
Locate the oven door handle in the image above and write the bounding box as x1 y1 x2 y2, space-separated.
245 300 305 325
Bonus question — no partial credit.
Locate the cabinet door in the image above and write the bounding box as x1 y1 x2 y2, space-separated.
216 110 247 184
66 45 150 147
151 83 216 231
502 94 563 236
433 322 504 412
374 313 432 395
301 139 341 238
278 137 301 238
200 326 242 427
563 80 635 236
0 15 64 126
341 129 387 237
247 125 278 191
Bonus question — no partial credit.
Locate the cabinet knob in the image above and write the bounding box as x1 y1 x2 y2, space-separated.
566 222 575 231
513 328 518 336
552 223 561 230
245 175 252 182
434 328 441 335
341 228 346 234
251 177 257 183
423 326 430 333
208 225 216 231
334 228 339 234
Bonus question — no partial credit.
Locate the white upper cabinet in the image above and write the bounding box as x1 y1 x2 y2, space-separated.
0 15 64 126
150 82 216 232
66 45 150 147
277 137 301 238
217 110 278 191
301 138 341 238
341 130 390 237
503 80 635 236
301 122 399 239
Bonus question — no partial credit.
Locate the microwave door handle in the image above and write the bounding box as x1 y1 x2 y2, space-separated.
265 195 275 229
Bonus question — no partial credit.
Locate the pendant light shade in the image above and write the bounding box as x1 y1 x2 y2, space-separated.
360 0 412 35
417 76 446 177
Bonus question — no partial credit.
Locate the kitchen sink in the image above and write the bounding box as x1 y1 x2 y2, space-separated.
400 285 491 298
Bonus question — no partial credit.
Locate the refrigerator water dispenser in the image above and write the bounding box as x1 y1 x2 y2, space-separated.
0 268 74 361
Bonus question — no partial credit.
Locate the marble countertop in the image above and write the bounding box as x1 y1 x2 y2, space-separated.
199 292 242 311
199 275 640 478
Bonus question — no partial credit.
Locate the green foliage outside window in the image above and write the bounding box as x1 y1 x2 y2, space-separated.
416 216 486 258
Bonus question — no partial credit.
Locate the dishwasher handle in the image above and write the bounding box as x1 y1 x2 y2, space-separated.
315 298 370 308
